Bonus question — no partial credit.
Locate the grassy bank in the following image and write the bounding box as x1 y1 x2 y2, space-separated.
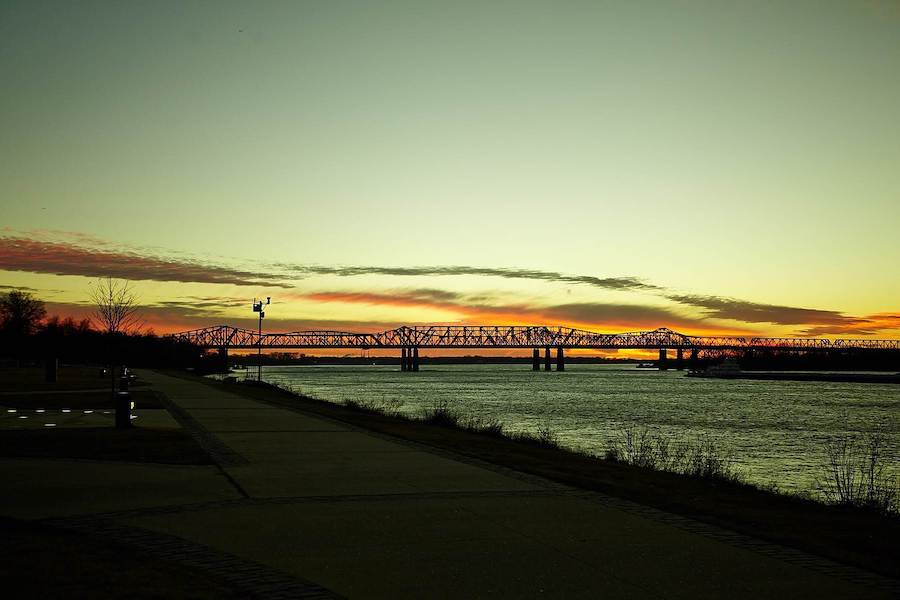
193 373 900 580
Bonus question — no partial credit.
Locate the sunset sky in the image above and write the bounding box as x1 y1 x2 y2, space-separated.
2 1 899 341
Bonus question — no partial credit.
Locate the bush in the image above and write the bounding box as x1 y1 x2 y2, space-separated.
509 424 561 449
421 399 460 427
344 396 404 416
461 415 505 437
818 431 899 515
607 425 741 483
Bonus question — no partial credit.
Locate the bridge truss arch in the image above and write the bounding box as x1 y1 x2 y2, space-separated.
167 325 900 352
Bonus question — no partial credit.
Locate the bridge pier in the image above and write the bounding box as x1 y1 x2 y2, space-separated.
532 348 540 371
401 347 408 371
544 347 552 371
658 348 668 370
412 347 419 371
556 347 565 371
676 348 684 370
689 348 698 370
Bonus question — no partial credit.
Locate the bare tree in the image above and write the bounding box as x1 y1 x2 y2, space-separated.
89 278 141 335
89 278 141 396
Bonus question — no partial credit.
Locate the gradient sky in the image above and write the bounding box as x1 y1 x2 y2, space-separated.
2 1 899 341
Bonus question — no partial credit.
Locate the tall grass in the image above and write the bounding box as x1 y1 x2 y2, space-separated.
509 424 561 449
344 395 405 417
605 425 742 483
818 431 899 515
421 398 460 427
421 399 506 437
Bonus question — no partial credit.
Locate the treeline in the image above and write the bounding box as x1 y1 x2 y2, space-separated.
0 289 202 369
0 315 202 369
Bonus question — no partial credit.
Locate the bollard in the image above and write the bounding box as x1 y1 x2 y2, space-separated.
119 375 129 392
115 391 132 428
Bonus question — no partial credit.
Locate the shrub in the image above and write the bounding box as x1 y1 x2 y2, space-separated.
607 425 741 483
818 431 899 515
461 415 505 437
344 396 404 416
421 399 460 427
509 424 561 449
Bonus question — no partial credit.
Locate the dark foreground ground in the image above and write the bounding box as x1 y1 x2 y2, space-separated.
0 517 241 599
1 366 898 598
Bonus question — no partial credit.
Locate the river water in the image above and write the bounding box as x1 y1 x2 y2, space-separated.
231 364 899 494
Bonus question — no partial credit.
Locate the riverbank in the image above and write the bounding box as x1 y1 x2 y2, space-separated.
192 373 900 581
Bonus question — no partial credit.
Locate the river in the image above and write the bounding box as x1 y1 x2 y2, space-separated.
228 364 899 494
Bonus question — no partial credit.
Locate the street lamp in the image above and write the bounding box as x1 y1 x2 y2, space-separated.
253 297 270 382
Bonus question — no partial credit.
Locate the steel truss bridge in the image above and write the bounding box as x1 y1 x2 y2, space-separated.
170 325 900 352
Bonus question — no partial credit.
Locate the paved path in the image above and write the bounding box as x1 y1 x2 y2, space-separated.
2 370 896 599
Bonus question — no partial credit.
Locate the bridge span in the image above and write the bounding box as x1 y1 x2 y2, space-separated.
168 325 900 371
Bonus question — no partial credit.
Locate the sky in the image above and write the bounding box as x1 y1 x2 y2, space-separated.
1 1 899 344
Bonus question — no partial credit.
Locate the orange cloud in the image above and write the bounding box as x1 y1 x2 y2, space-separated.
303 290 752 336
798 313 900 337
42 301 404 336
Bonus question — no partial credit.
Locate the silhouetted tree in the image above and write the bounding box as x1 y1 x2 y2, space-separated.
0 290 46 336
89 278 141 392
0 290 46 365
89 278 141 335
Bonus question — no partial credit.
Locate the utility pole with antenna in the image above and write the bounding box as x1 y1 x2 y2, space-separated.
253 296 270 382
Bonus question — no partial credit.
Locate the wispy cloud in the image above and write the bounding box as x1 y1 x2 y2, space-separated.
797 313 900 337
6 230 897 338
43 300 404 335
668 294 900 336
666 294 856 326
288 264 659 292
304 290 748 335
0 236 292 288
154 296 251 311
0 284 41 293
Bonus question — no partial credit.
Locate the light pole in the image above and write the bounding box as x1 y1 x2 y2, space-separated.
253 297 270 382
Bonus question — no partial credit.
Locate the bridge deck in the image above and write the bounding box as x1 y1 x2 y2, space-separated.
168 325 900 351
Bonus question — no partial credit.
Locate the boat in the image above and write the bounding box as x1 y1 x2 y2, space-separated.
687 358 742 378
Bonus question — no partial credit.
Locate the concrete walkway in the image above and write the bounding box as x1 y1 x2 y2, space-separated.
2 370 896 599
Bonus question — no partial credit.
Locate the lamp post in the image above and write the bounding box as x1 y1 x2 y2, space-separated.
253 297 270 382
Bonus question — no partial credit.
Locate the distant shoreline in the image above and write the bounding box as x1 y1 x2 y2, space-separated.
690 371 900 384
